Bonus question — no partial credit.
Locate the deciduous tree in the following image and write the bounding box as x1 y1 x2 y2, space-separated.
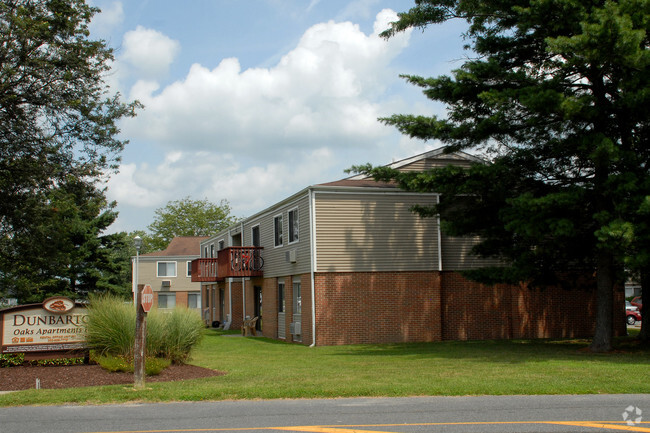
147 197 237 252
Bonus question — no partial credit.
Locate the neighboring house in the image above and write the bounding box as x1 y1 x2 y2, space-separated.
133 236 208 311
192 148 625 345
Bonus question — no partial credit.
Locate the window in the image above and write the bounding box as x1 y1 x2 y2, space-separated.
274 214 283 247
278 281 285 313
187 293 200 309
210 244 215 258
203 246 208 258
293 281 301 314
157 261 177 277
186 261 192 277
288 208 299 243
158 293 176 309
252 225 260 247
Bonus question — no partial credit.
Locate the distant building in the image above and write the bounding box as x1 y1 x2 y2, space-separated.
132 236 208 312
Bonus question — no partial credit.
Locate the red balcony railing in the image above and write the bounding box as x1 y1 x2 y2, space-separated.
191 246 264 282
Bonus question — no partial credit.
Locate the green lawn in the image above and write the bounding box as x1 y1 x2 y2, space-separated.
2 329 649 406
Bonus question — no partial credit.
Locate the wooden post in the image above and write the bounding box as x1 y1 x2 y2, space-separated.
134 283 146 389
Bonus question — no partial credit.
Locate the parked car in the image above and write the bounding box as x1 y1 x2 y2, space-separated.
631 296 643 312
627 308 642 325
626 301 642 325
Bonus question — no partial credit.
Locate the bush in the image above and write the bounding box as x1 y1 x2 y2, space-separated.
0 353 24 367
86 294 205 364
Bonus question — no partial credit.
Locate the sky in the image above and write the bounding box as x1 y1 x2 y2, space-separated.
88 0 471 233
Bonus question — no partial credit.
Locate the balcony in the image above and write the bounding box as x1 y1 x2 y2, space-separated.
191 247 264 282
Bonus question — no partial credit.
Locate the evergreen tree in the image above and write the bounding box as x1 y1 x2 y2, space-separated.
0 0 139 302
356 0 650 351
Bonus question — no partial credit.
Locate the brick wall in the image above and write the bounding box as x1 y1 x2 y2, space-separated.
314 271 442 345
440 272 626 340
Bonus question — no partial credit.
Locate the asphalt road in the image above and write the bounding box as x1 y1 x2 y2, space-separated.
0 394 648 433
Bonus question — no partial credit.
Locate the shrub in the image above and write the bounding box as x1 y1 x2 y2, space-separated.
0 353 24 368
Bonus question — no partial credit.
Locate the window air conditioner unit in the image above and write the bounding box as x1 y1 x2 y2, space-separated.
161 280 171 289
286 249 297 263
290 322 301 335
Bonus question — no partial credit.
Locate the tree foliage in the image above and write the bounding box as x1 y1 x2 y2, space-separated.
147 197 237 252
0 0 140 302
357 0 650 351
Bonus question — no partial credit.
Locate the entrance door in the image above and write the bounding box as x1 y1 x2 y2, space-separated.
254 286 262 331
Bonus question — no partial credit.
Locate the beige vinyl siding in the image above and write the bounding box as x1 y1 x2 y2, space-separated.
138 257 199 291
243 195 311 278
314 192 439 272
440 234 504 270
398 155 475 172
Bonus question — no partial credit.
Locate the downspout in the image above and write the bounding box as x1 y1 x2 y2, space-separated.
228 229 233 329
241 221 246 320
309 188 317 347
437 193 443 339
437 194 442 271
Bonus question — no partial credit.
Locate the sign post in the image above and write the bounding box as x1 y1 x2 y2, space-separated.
134 284 152 389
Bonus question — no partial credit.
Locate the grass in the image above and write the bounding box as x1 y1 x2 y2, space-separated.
2 330 649 406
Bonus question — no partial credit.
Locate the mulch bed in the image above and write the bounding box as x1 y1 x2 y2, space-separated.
0 364 224 392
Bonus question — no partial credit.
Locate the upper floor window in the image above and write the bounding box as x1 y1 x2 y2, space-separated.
210 244 215 258
157 261 177 277
186 261 192 277
274 214 283 247
288 208 299 244
252 225 260 247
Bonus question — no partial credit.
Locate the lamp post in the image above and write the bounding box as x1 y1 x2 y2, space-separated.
133 235 145 389
133 235 142 303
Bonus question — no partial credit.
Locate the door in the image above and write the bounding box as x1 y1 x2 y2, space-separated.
254 286 262 331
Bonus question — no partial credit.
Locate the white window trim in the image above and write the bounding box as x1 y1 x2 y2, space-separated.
273 213 283 248
288 207 299 245
156 261 177 278
186 261 192 277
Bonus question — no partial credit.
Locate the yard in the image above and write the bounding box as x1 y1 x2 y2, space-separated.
1 329 648 407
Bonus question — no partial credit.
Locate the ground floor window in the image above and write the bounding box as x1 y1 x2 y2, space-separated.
158 293 176 309
187 292 200 309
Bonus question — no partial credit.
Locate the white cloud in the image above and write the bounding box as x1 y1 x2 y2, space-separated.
120 10 412 161
121 26 181 79
107 8 424 232
107 148 337 219
89 1 124 36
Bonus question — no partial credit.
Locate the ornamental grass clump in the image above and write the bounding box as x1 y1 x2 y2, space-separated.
86 294 205 364
158 307 206 363
86 295 135 358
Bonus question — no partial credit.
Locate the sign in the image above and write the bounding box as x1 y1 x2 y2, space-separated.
1 297 88 354
141 284 154 313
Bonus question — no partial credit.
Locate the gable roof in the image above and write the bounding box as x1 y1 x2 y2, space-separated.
142 236 208 257
346 147 483 181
